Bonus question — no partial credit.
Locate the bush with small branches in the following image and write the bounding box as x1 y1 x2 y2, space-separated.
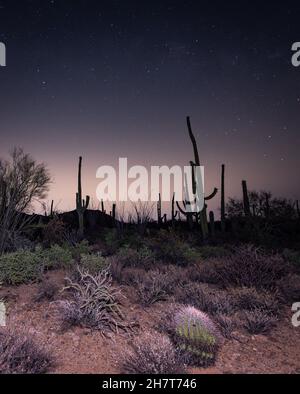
243 309 278 334
216 244 287 289
135 270 171 306
230 287 280 316
0 328 53 374
34 280 59 302
214 314 236 339
175 282 235 316
277 274 300 302
120 331 185 374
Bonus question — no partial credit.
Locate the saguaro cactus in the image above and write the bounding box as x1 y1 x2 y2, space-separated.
176 117 218 238
242 180 251 217
171 193 178 226
76 156 90 237
50 200 54 217
209 211 215 239
221 164 225 232
111 203 116 219
157 193 162 226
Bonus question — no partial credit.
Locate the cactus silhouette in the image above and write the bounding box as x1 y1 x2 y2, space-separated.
221 164 226 232
76 156 90 237
242 180 251 217
176 117 218 238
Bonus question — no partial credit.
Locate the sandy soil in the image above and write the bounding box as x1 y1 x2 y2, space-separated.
1 269 300 374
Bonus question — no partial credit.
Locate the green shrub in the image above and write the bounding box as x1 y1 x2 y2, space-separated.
116 245 155 268
149 230 200 266
0 250 44 285
79 253 108 274
42 244 73 269
198 246 230 259
70 240 90 260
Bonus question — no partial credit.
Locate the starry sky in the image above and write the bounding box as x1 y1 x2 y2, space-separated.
0 0 299 214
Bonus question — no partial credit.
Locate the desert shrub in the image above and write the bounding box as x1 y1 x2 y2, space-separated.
121 331 185 374
42 244 73 269
70 240 90 260
42 217 66 246
277 274 300 302
0 328 53 373
230 287 280 316
104 229 123 254
58 267 127 333
216 244 287 289
79 253 108 274
187 261 220 284
135 270 169 306
214 314 236 339
243 309 278 334
198 246 230 259
0 250 44 285
175 282 235 315
282 248 300 268
148 230 200 266
108 257 124 283
3 234 34 253
172 306 221 366
34 280 59 302
116 245 155 269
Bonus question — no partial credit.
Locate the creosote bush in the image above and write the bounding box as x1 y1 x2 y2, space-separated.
121 331 185 374
243 309 278 334
58 266 127 334
0 328 53 374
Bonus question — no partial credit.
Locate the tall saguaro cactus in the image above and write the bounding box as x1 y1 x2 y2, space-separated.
157 193 162 226
242 180 251 217
76 156 90 237
221 164 226 232
176 117 218 238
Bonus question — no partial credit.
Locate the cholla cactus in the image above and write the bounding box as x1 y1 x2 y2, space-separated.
173 306 221 366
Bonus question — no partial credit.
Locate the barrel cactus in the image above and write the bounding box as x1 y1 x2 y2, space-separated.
173 305 221 366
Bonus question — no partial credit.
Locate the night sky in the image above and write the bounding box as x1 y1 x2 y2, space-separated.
0 1 299 214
